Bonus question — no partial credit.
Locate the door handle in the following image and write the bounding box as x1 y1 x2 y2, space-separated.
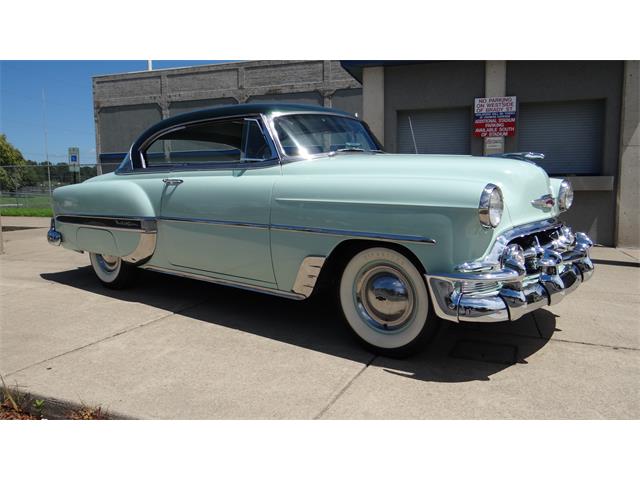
163 178 184 186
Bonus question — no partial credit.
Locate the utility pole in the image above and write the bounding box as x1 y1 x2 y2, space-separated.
42 88 52 198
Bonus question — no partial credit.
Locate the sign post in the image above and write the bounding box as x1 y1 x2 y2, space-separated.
68 147 80 183
473 96 517 155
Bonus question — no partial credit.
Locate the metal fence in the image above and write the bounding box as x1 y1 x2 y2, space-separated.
0 163 121 211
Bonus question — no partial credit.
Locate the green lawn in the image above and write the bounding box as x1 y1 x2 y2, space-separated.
0 194 52 216
1 207 53 217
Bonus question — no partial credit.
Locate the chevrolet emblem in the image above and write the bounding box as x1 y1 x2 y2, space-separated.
531 194 555 209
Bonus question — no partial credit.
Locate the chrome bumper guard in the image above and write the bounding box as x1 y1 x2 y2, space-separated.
47 218 62 246
426 224 594 323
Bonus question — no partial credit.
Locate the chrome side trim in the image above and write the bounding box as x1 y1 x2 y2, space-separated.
55 214 157 233
292 256 326 297
122 232 157 264
270 224 436 245
54 215 157 264
141 266 306 301
159 216 269 230
159 217 436 244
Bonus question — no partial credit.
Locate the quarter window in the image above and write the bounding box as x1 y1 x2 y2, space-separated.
142 117 276 167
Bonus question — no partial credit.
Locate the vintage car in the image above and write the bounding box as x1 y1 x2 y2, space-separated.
47 104 594 356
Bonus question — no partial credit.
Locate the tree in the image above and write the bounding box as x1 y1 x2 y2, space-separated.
0 134 27 191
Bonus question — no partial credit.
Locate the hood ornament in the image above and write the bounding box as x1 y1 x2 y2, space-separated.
531 194 555 209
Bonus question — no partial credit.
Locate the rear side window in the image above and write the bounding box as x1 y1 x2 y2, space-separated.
142 117 276 167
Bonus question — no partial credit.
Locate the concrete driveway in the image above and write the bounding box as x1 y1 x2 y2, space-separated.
1 217 639 419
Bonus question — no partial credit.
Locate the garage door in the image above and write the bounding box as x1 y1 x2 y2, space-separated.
517 100 604 175
397 108 471 154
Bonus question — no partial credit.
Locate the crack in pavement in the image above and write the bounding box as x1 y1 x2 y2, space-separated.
314 354 377 420
3 297 209 377
618 249 640 263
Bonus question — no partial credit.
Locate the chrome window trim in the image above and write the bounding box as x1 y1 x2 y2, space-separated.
126 114 281 174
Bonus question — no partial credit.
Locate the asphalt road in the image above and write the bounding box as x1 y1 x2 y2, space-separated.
1 217 638 419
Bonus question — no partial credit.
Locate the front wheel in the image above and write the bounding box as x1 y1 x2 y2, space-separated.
339 247 440 357
89 253 137 289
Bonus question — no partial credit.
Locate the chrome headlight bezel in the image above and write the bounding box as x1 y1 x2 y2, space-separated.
558 179 574 212
479 183 504 229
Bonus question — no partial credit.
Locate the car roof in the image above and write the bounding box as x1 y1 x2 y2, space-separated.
132 103 354 149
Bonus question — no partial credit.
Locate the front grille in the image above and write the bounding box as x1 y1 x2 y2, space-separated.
508 225 564 275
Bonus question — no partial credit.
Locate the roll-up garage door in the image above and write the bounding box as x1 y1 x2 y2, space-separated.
397 108 471 154
517 100 604 175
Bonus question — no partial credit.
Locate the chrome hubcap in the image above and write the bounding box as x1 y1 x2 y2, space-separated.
97 254 120 272
355 264 415 331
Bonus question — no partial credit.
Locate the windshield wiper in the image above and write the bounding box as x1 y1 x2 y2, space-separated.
335 147 366 152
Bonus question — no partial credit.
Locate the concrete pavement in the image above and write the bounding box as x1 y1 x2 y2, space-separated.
1 217 638 419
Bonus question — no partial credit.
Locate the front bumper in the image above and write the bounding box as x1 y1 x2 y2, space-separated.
426 221 594 323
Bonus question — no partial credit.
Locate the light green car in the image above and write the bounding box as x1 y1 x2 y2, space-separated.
47 104 594 357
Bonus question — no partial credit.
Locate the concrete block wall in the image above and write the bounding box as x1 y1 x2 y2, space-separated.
93 60 362 158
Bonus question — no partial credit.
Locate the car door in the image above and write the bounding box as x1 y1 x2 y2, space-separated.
143 116 280 284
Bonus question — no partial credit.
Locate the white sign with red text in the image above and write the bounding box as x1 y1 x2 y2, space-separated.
473 96 517 137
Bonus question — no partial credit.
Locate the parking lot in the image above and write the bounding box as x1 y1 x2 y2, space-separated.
1 217 638 419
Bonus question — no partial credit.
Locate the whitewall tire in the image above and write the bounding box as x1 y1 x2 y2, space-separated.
339 247 439 357
89 253 136 289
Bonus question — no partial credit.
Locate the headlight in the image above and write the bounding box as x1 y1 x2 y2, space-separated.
558 179 573 212
479 183 503 228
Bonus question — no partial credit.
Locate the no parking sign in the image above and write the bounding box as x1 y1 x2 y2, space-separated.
473 96 517 137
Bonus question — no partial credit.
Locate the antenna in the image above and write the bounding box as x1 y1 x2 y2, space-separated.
407 115 418 154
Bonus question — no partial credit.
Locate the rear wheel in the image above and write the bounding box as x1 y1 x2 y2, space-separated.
89 253 136 289
338 247 440 357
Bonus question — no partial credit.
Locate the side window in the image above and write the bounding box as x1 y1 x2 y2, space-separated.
142 117 276 167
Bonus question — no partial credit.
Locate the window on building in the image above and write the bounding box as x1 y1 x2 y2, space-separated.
397 108 471 154
517 100 605 175
143 117 276 167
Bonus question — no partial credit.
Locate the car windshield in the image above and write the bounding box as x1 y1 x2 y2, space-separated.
273 114 382 157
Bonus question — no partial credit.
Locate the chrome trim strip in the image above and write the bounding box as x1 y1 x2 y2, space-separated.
270 224 436 245
121 232 157 264
141 266 306 301
131 113 282 172
55 215 157 233
159 216 269 230
292 256 326 297
159 216 436 244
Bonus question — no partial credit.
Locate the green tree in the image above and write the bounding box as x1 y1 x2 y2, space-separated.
0 133 27 191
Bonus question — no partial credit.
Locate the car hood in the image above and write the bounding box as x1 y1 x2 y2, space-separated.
283 153 560 230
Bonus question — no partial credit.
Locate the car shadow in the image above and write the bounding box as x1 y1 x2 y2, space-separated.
41 266 557 383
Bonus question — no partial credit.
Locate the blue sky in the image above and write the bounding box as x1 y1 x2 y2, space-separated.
0 60 226 164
